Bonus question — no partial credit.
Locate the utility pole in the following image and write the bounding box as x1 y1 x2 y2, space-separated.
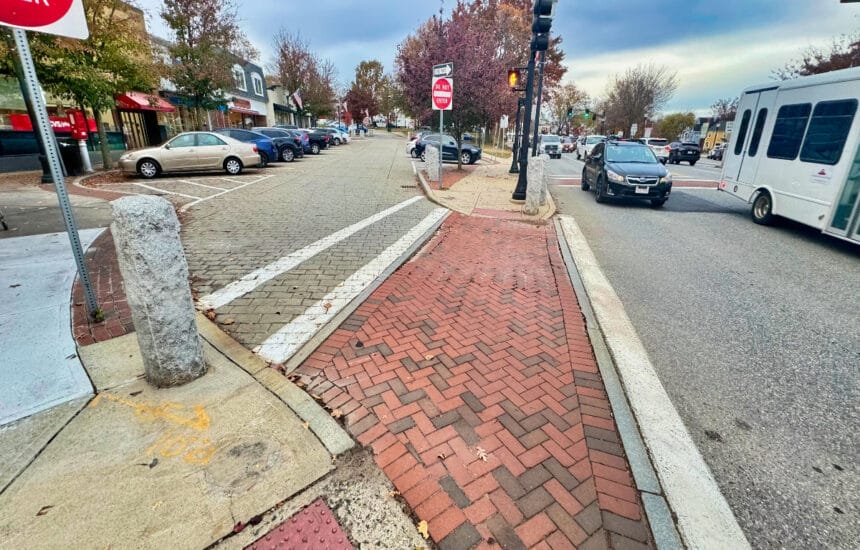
531 50 547 157
510 97 524 173
512 0 557 201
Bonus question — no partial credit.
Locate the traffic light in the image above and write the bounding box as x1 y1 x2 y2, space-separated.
566 106 573 118
531 0 558 52
508 68 521 90
583 109 591 120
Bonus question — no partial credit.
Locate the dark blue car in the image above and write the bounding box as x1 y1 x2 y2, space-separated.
214 128 277 167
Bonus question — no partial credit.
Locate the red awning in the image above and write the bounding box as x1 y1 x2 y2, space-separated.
229 107 260 116
116 92 175 112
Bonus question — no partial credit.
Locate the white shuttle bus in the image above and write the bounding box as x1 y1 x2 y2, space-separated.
719 67 860 244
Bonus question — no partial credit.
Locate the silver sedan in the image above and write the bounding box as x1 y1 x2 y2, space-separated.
118 132 261 179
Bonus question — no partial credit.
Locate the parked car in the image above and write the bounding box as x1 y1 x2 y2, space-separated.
283 129 312 155
576 134 606 160
276 124 298 129
214 128 276 167
415 134 482 164
252 127 303 162
580 140 672 207
538 134 562 159
407 131 431 157
707 143 726 160
314 127 345 145
118 131 260 179
667 142 701 165
304 129 330 154
636 137 670 164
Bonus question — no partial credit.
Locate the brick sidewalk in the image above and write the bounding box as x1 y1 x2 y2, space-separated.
293 214 653 549
72 229 134 345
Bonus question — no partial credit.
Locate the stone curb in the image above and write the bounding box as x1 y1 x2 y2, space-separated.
196 312 355 456
280 207 451 375
554 214 750 550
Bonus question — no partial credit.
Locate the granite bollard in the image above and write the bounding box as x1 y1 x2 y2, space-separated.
424 144 440 182
524 154 548 215
110 195 206 387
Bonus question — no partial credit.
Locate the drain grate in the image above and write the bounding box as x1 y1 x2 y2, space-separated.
245 499 354 550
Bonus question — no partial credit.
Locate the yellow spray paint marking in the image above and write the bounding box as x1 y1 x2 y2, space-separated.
90 392 217 465
89 392 210 431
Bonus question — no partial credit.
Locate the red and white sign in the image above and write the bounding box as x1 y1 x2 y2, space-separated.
9 113 97 133
0 0 89 39
432 77 453 111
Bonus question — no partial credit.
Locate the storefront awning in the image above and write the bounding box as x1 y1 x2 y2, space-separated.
116 92 175 112
273 103 294 113
229 107 261 116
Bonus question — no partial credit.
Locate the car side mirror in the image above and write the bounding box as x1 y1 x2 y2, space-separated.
164 144 171 150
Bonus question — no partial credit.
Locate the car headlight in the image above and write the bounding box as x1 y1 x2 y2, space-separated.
119 153 133 161
660 172 673 184
606 169 625 183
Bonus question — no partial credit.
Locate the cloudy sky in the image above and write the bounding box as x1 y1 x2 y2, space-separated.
137 0 860 116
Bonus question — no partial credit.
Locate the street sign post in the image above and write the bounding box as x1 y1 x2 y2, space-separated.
2 2 100 318
432 63 453 182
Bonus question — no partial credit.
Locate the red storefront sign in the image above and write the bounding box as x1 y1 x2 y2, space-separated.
9 113 97 133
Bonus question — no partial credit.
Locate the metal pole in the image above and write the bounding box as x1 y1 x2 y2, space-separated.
512 51 537 200
13 28 100 318
531 50 547 157
439 108 444 187
509 98 523 173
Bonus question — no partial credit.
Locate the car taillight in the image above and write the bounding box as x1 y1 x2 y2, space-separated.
664 146 671 152
252 146 258 152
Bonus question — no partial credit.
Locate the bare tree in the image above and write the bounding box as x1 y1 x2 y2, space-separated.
711 97 738 122
548 82 589 132
271 30 337 121
603 64 678 136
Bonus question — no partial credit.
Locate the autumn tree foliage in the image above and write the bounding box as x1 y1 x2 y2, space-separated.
271 30 337 121
657 112 696 142
774 32 860 80
548 82 589 133
395 0 567 167
0 0 158 168
345 60 384 120
161 0 257 130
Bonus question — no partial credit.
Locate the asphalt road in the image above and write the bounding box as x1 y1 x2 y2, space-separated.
546 154 860 549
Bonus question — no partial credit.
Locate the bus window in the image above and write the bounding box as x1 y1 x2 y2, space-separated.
767 103 811 160
800 99 858 165
734 109 752 156
748 108 768 157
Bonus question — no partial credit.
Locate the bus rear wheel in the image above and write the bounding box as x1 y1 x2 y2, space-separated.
752 191 774 225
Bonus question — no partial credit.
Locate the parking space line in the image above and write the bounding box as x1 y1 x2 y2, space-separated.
220 175 267 185
179 175 273 212
197 196 425 310
254 207 449 364
178 180 228 192
130 182 201 200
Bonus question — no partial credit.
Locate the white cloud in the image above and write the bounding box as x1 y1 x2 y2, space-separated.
563 9 859 114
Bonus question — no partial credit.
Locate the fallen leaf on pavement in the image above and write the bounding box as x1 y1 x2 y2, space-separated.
302 422 309 430
417 520 429 539
387 490 400 498
438 452 446 460
9 283 20 288
323 302 332 312
476 447 488 461
204 309 216 321
220 318 235 325
331 409 343 419
311 393 322 400
425 354 434 361
36 505 54 516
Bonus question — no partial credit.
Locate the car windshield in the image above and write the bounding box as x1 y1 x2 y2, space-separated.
586 136 604 145
542 136 560 143
605 145 658 163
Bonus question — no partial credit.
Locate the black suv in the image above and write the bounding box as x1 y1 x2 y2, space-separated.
252 127 303 162
581 141 672 207
667 142 701 165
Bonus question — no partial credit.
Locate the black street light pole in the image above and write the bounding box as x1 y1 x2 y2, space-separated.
511 51 537 200
509 97 524 173
531 50 547 157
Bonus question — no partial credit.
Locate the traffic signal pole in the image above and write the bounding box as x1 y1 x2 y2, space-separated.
531 50 547 157
510 98 524 173
512 51 537 201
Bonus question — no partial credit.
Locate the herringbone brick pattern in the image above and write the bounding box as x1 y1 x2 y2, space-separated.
294 214 653 549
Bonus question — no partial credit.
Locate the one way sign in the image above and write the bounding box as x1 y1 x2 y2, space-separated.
433 62 454 78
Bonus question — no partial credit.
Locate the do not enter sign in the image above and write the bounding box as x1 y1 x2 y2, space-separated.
432 77 453 111
0 0 89 39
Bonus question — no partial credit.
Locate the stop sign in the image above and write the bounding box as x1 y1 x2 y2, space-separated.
432 77 453 111
0 0 88 39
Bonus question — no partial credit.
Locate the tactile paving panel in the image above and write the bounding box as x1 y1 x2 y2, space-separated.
245 499 354 550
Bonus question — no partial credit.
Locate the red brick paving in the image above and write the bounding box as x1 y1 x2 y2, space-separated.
293 213 654 549
71 229 134 346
